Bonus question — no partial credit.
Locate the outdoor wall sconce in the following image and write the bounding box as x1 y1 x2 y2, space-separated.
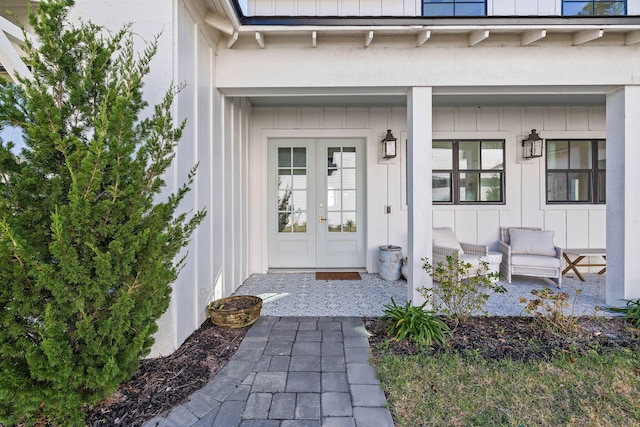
381 129 397 159
522 129 544 159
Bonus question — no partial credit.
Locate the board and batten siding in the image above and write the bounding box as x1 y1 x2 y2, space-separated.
163 2 254 357
250 105 606 274
246 1 640 16
247 0 566 17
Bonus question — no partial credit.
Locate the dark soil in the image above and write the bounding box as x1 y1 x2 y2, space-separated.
84 319 248 427
365 316 640 362
84 315 640 427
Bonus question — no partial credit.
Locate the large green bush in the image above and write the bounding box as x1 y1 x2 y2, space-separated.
0 1 205 424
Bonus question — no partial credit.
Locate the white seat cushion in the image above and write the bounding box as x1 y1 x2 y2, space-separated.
432 227 463 253
459 254 480 267
511 254 561 268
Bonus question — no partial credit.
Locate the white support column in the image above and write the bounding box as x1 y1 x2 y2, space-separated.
407 87 433 304
606 86 640 305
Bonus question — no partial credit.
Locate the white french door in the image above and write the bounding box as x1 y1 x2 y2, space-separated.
267 138 366 269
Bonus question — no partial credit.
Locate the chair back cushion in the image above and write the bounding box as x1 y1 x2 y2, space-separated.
432 227 463 252
509 228 556 257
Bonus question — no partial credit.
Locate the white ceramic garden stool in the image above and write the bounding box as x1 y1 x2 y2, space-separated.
480 251 502 282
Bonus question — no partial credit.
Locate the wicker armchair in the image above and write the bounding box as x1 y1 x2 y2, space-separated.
432 227 489 278
499 227 563 288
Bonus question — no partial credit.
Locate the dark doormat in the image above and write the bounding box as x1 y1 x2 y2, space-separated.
315 272 362 280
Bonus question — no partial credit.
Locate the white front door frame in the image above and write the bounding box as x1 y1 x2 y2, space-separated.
267 137 366 269
258 128 375 273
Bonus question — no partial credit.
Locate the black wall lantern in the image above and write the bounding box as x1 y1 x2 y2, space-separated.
522 129 543 159
381 129 397 159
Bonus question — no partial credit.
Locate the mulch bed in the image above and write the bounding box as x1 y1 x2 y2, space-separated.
84 319 248 427
365 316 640 362
83 315 640 427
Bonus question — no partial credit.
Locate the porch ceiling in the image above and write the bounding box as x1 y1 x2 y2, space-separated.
241 85 612 108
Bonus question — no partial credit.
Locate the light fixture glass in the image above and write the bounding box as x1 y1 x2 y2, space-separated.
382 129 397 159
522 129 543 159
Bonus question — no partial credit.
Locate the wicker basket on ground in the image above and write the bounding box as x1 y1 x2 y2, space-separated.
207 295 263 328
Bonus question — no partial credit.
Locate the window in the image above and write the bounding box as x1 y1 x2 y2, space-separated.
546 139 606 204
562 1 626 16
432 139 505 204
422 0 486 16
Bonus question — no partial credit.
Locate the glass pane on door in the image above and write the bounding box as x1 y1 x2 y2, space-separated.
277 147 308 233
326 146 357 233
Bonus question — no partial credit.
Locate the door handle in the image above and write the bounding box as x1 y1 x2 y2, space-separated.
319 216 327 223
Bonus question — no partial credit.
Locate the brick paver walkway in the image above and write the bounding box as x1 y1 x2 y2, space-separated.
144 316 394 427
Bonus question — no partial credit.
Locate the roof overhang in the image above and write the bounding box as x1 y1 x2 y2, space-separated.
223 85 613 108
211 0 640 48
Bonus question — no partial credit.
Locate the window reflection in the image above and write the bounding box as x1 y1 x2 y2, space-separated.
278 147 308 233
327 146 357 232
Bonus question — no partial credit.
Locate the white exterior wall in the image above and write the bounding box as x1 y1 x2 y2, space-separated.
68 0 253 356
247 0 565 16
156 3 253 356
250 105 607 273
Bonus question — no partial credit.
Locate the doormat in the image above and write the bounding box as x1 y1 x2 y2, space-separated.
315 272 362 281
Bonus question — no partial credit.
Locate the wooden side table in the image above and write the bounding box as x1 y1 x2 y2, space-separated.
562 248 606 282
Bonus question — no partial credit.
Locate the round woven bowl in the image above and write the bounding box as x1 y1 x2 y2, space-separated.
208 295 263 328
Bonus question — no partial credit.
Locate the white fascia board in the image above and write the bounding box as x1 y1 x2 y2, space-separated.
0 15 24 42
205 12 235 36
234 23 640 37
219 0 243 30
0 31 32 81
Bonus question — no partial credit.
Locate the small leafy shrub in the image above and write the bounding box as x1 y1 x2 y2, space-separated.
520 287 582 334
382 298 449 346
419 256 505 324
608 298 640 327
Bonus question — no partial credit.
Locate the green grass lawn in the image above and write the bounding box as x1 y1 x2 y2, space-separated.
374 350 640 427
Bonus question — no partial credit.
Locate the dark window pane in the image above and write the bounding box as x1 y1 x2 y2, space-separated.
278 147 291 167
292 147 306 167
432 173 452 202
593 1 625 15
423 4 454 15
598 173 606 203
568 172 591 202
598 140 606 169
459 141 480 170
481 141 504 170
480 173 502 202
460 172 480 202
456 3 485 15
564 2 593 15
547 140 569 169
433 141 453 169
564 0 626 16
547 173 568 202
569 141 592 169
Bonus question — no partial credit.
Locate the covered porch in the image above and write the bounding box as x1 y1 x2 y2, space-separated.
232 272 608 318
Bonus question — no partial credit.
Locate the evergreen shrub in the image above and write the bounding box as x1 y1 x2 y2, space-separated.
0 1 205 424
